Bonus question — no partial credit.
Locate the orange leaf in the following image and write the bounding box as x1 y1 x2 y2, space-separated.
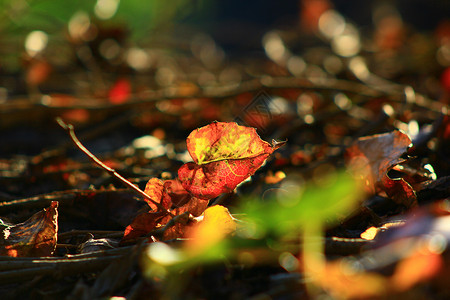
0 201 58 257
144 178 172 211
179 122 284 199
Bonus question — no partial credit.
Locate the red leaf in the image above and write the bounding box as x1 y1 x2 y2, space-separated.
0 201 58 257
382 175 417 207
178 122 284 199
179 155 270 200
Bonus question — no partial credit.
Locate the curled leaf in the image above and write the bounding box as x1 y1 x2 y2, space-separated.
0 201 58 257
346 130 412 200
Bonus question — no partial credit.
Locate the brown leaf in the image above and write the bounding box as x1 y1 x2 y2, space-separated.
0 201 58 257
346 130 412 193
122 211 167 242
158 197 209 241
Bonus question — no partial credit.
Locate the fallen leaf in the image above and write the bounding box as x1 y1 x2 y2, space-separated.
158 197 209 241
346 130 412 197
0 201 58 257
122 211 167 242
123 185 208 242
144 178 172 211
179 122 284 199
382 175 417 207
185 205 236 254
163 179 191 207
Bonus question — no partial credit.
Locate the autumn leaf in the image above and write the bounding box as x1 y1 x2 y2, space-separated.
0 201 58 257
346 130 416 206
158 197 209 241
178 122 284 199
185 205 236 254
347 130 412 189
122 211 167 242
123 181 208 242
144 178 172 211
163 179 192 207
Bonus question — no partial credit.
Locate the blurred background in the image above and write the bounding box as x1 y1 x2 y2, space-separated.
1 0 450 92
0 0 449 159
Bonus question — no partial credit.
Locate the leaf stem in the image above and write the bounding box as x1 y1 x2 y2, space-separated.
56 117 175 217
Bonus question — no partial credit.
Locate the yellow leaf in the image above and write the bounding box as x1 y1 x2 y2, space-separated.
185 205 236 254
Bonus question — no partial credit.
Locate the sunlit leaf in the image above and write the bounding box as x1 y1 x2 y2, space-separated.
144 178 172 211
186 122 273 165
185 205 236 254
179 122 284 199
0 201 58 257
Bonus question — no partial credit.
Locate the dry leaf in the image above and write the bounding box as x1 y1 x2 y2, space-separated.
185 205 236 254
179 122 284 199
0 201 58 257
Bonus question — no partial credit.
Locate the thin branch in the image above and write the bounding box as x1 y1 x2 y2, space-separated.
56 117 175 217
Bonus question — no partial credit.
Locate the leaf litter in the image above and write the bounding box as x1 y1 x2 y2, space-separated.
0 5 449 299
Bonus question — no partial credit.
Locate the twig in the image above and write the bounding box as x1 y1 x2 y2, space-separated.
1 77 444 115
56 117 175 217
145 211 190 239
0 255 122 284
0 188 136 214
58 230 125 240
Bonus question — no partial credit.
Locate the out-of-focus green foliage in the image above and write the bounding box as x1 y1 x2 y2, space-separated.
0 0 213 71
240 170 362 236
